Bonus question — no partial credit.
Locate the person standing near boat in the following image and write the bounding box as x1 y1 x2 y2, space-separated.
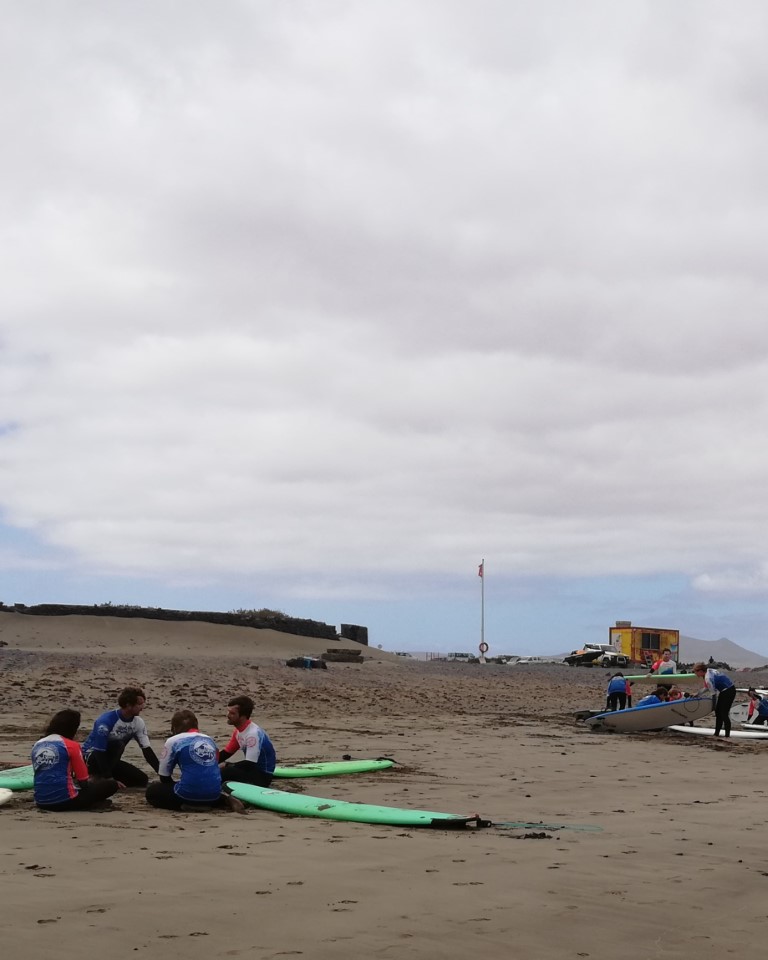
650 649 677 675
606 673 628 711
693 662 736 737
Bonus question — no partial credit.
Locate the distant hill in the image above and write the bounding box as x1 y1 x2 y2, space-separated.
678 635 768 668
403 636 768 668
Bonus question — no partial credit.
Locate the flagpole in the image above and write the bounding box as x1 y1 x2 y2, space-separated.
478 559 487 663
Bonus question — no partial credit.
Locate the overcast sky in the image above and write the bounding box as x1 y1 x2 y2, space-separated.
2 2 768 654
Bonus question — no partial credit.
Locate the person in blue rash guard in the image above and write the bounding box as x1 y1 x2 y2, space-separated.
32 709 120 811
145 710 244 813
83 687 160 786
636 687 670 708
748 689 768 726
693 662 736 737
606 673 628 711
218 695 276 790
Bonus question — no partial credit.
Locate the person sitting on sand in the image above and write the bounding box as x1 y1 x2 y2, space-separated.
32 709 120 811
83 687 160 787
650 649 677 675
606 673 628 711
218 695 276 789
145 710 245 813
693 662 736 737
747 689 768 726
636 687 670 707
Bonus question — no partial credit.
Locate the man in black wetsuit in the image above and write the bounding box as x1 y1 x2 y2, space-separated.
83 687 160 787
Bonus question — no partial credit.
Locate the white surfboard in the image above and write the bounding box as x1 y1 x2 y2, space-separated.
0 788 13 807
587 696 715 732
668 725 768 740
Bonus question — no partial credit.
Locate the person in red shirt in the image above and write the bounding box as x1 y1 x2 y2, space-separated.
31 709 120 811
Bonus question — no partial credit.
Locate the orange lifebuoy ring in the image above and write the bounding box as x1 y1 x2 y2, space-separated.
479 642 489 654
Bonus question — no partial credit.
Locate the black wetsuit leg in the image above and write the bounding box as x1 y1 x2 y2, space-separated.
714 686 737 736
38 779 119 811
145 782 226 811
220 761 273 790
112 760 149 787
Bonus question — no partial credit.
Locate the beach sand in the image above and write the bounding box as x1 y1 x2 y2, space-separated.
2 611 768 960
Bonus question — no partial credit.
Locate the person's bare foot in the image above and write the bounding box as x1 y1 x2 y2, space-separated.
221 793 247 815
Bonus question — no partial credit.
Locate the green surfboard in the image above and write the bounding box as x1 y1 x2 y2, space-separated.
271 759 394 778
0 765 34 791
227 783 474 827
1 758 395 791
624 673 700 684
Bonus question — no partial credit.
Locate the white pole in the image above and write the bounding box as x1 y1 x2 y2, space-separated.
479 558 487 663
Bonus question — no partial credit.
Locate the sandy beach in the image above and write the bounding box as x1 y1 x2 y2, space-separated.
2 611 768 960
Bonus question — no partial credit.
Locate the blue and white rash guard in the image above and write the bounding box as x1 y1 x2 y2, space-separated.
158 730 222 802
83 709 151 760
703 670 734 693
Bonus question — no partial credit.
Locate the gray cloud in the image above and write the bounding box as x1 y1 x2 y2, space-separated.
2 2 768 597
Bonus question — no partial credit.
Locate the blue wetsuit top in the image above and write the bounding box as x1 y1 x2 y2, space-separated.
704 670 734 693
637 694 662 707
159 730 222 802
83 709 151 760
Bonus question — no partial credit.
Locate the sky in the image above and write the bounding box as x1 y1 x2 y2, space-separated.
2 2 768 656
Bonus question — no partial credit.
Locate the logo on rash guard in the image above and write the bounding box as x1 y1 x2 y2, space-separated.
190 739 217 765
245 736 257 749
32 746 60 769
97 724 110 737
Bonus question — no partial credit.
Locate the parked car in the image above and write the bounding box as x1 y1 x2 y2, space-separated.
564 644 629 668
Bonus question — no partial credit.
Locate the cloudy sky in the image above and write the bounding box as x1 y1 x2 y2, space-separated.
2 1 768 655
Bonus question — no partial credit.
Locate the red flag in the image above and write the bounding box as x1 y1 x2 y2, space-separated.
478 561 484 578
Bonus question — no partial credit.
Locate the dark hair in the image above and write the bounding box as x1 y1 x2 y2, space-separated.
118 687 146 708
662 648 671 655
228 695 254 718
171 709 198 734
45 708 81 739
611 672 624 678
654 687 670 700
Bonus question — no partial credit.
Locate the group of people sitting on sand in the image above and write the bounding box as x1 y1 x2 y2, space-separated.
604 660 738 737
31 688 275 814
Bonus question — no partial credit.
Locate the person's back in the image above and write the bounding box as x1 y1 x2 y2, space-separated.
32 734 82 806
637 694 662 707
31 709 118 811
607 675 626 695
161 730 221 802
145 709 243 813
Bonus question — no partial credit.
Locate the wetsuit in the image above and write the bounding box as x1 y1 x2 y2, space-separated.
703 670 736 737
637 694 663 707
219 720 276 789
31 734 118 811
146 729 225 811
83 709 159 786
606 676 627 712
752 697 768 726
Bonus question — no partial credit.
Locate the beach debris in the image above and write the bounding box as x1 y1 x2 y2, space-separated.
286 656 328 669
